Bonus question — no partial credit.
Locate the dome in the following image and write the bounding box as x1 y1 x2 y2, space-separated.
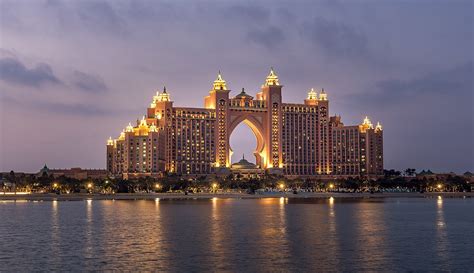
231 155 258 169
234 88 253 100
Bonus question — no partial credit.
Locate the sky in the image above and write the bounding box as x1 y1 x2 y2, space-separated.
0 0 473 174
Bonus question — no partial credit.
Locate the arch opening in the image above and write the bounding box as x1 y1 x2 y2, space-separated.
228 117 266 169
229 122 257 164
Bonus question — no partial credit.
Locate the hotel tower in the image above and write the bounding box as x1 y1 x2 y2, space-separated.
107 69 383 179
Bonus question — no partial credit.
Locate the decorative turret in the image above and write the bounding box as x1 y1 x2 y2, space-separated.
150 86 171 107
307 88 318 100
375 122 383 132
139 116 148 127
157 86 170 102
118 130 125 140
150 90 159 108
319 88 328 101
264 67 280 86
126 122 134 132
107 136 114 146
363 116 373 128
213 71 227 90
359 116 374 132
149 122 158 132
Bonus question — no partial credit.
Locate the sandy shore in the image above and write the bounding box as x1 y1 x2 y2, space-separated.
0 192 472 201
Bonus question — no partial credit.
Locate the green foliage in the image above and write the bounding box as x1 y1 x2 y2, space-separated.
4 171 471 193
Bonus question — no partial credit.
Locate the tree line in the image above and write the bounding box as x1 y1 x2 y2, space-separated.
1 168 472 194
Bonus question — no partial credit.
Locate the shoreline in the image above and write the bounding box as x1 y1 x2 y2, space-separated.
0 192 472 201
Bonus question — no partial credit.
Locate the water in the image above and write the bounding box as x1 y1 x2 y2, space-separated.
0 197 473 272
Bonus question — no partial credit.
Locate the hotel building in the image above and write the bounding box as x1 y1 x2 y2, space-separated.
107 69 383 179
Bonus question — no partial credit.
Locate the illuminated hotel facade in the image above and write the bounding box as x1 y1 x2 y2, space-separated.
107 69 383 179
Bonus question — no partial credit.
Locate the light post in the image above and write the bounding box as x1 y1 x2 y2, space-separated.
87 183 93 194
278 182 285 192
212 183 218 193
437 183 443 192
52 182 59 193
328 183 335 192
155 183 162 192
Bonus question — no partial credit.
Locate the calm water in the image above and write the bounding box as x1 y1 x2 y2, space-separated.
0 197 473 272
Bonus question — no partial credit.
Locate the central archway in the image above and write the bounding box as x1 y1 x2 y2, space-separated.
228 114 266 168
230 123 257 164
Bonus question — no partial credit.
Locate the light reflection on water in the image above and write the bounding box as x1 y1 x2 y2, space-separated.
436 196 452 270
0 197 473 272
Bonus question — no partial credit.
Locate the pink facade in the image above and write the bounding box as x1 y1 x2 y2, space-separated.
107 69 384 178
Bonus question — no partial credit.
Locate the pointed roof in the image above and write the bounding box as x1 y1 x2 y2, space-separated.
362 116 373 128
231 154 258 169
234 88 253 99
264 67 280 86
157 86 170 101
213 70 227 90
307 88 317 100
375 122 383 131
319 88 328 100
126 122 134 132
107 136 114 145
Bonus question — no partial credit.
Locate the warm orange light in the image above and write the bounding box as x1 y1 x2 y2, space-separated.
278 183 285 190
87 183 93 189
155 183 161 189
212 183 218 189
329 183 334 189
53 183 58 188
437 184 442 189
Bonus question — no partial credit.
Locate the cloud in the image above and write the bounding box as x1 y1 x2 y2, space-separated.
0 57 61 87
75 0 127 35
371 61 473 103
1 95 137 117
301 17 369 59
72 70 107 93
224 4 270 24
246 26 284 49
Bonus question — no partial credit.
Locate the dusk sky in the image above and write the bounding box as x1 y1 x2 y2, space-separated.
0 0 472 173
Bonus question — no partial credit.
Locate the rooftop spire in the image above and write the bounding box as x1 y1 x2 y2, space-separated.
319 88 328 101
107 136 114 146
156 86 170 102
126 122 134 132
265 67 280 86
213 70 227 90
375 121 383 131
307 88 317 100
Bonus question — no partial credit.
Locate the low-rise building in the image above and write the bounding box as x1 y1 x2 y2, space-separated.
37 165 108 179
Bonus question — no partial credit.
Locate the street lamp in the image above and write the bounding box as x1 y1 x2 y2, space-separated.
278 183 285 191
53 183 58 188
212 183 218 192
437 184 443 191
329 183 335 191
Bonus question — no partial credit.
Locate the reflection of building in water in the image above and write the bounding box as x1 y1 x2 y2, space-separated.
107 69 384 179
230 155 264 179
